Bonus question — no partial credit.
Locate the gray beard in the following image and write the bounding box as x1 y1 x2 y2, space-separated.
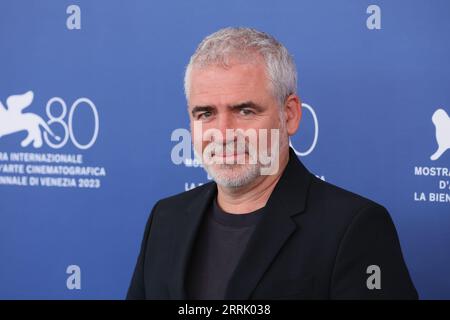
193 147 261 188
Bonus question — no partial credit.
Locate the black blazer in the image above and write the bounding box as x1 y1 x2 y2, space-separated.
127 148 418 299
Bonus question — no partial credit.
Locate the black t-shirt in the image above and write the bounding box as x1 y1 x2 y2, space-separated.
186 198 265 300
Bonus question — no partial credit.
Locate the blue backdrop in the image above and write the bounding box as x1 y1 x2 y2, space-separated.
0 0 449 299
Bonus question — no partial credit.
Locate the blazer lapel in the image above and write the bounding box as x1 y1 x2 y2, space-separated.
169 183 217 299
225 148 312 299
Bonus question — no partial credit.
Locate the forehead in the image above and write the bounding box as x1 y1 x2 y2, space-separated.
188 60 271 107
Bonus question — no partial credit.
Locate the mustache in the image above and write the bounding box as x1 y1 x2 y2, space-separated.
207 140 256 157
196 139 259 167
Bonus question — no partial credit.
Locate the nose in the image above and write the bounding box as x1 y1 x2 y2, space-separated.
214 112 235 144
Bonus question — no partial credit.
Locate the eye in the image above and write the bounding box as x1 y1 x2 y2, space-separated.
239 108 254 116
198 111 212 120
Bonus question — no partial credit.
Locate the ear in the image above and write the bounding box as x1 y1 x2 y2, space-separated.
283 94 302 136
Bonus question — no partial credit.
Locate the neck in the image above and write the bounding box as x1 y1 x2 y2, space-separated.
216 151 289 214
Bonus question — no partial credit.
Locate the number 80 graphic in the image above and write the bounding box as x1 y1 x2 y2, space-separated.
43 97 99 149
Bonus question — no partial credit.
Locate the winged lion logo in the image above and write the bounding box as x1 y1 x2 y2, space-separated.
0 91 60 148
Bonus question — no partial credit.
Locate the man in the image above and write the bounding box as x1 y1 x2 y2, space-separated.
127 27 418 299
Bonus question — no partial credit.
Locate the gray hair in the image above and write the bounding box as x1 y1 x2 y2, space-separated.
184 27 298 108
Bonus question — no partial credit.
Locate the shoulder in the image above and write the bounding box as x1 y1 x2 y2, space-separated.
150 181 215 218
158 181 214 207
305 176 391 232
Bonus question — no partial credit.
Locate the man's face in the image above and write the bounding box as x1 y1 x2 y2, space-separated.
188 57 288 188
